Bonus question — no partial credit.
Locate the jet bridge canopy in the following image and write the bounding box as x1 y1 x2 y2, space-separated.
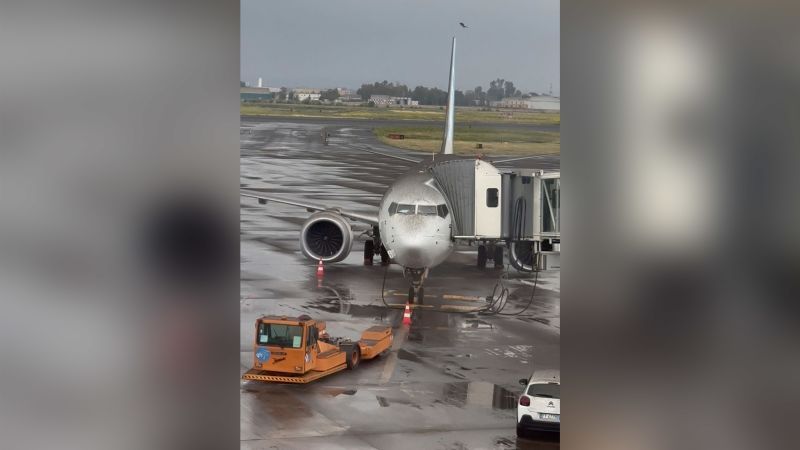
426 157 560 244
427 157 503 238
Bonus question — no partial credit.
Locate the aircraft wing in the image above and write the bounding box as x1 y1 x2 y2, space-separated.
241 191 379 225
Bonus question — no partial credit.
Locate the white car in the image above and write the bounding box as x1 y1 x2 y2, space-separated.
517 369 560 436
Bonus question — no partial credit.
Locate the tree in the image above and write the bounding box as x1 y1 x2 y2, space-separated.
454 90 467 106
240 81 246 87
474 86 486 106
320 88 340 102
278 87 288 101
504 80 518 98
487 78 505 102
357 81 410 100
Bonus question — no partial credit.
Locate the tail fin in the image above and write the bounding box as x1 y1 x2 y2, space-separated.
441 37 456 155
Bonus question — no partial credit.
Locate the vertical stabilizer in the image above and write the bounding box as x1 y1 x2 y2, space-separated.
441 37 456 155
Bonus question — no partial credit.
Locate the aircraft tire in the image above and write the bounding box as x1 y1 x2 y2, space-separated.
364 240 375 265
477 245 487 268
494 245 504 268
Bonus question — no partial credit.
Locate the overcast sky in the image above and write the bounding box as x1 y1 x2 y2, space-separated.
241 0 559 95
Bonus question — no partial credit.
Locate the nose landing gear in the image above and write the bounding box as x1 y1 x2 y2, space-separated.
403 267 428 304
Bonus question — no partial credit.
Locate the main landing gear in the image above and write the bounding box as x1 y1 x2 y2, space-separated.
364 226 390 266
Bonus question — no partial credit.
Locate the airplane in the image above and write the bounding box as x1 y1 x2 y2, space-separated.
241 37 538 303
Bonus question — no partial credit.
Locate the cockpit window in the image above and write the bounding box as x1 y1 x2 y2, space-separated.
437 204 449 218
396 204 415 215
417 205 437 216
388 202 398 215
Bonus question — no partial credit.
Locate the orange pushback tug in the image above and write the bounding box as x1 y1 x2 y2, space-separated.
242 314 393 384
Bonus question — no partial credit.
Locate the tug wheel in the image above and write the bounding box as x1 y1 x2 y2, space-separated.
345 345 361 370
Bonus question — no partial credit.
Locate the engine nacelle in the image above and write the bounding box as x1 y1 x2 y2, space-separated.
300 211 353 263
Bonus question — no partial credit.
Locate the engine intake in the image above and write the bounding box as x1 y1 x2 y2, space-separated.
300 211 353 263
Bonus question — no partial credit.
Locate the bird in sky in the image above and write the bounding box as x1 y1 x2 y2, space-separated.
459 22 468 28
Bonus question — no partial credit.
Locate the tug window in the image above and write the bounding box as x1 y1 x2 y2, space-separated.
417 205 437 216
388 202 398 215
437 204 449 218
396 204 415 215
486 188 499 207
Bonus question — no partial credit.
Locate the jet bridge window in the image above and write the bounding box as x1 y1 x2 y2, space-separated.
417 205 437 216
437 204 449 218
486 188 499 208
396 204 415 215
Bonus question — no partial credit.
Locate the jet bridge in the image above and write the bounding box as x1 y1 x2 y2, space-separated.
427 157 560 270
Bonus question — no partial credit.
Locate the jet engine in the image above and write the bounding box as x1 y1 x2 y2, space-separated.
300 211 353 263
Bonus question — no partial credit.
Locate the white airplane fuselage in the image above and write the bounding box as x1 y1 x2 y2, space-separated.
378 170 454 270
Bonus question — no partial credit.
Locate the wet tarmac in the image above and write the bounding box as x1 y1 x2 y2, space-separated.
241 118 560 449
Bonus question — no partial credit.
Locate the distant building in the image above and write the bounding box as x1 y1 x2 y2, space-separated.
241 87 274 102
339 93 362 102
525 96 560 111
369 95 419 107
392 97 419 106
293 88 321 102
369 95 393 106
490 96 560 111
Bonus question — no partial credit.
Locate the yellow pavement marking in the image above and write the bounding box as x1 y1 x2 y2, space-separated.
436 305 483 312
384 303 435 309
442 294 486 302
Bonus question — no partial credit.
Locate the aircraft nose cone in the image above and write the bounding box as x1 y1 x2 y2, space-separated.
392 235 440 268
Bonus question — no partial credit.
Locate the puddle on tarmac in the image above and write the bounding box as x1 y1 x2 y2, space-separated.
442 381 518 410
305 284 388 319
462 319 494 329
319 387 357 397
396 349 422 363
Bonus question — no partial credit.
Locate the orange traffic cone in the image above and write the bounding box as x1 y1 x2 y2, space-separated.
402 302 412 325
316 259 324 277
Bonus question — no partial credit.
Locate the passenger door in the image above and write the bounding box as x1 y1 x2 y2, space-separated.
474 159 502 238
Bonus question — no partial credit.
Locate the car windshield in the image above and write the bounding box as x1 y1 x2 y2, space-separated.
396 204 415 215
527 383 560 399
257 323 304 348
417 204 437 216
